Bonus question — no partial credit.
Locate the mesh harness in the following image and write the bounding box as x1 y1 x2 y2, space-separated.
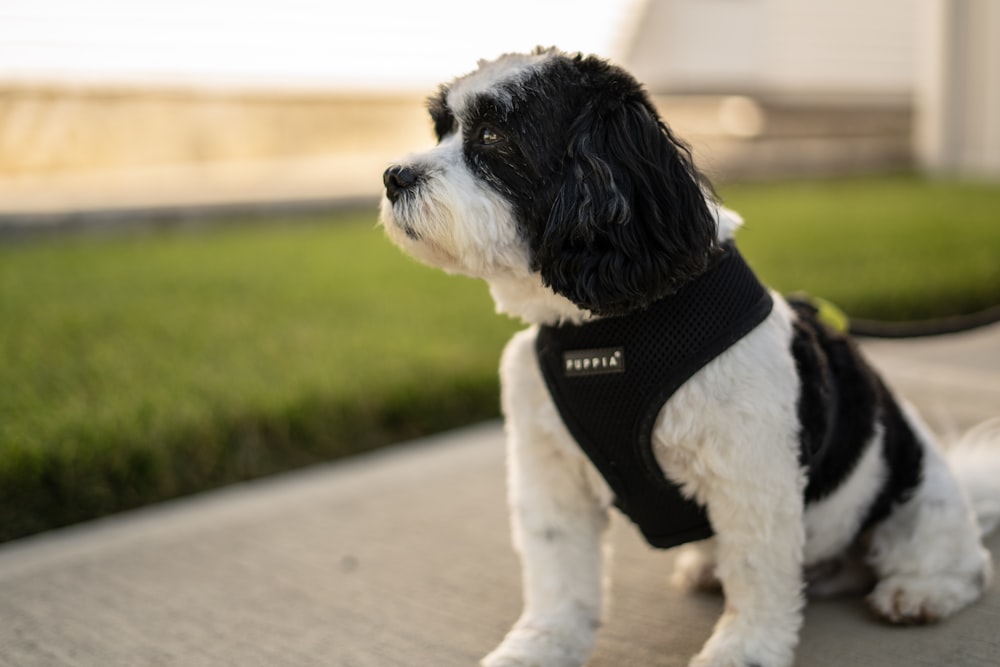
535 244 774 548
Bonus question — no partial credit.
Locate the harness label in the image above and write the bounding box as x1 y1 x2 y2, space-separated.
563 347 625 377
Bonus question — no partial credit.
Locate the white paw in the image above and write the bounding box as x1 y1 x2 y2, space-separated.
481 625 593 667
688 611 797 667
671 543 721 593
868 567 991 625
689 646 773 667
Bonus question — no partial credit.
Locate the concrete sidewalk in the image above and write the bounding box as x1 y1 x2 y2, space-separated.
1 326 999 667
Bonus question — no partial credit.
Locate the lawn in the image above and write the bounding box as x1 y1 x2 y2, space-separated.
722 176 1000 320
0 212 520 540
2 176 999 540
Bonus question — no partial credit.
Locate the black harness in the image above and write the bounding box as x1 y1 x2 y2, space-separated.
535 245 774 548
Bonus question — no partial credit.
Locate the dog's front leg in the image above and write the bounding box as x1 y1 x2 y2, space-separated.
688 454 806 667
482 422 610 667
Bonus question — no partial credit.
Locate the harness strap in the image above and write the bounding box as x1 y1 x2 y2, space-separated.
535 244 773 548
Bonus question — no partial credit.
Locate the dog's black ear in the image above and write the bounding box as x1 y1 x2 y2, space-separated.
537 94 719 316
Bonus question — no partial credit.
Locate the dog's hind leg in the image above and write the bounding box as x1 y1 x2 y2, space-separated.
865 405 992 625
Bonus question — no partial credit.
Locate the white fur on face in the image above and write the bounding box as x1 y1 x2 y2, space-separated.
380 50 588 324
379 132 531 280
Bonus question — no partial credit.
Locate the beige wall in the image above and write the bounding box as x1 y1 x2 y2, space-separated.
625 0 917 102
0 86 430 177
0 87 436 215
0 87 912 218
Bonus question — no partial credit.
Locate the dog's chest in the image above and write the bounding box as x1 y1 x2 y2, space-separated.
534 246 773 548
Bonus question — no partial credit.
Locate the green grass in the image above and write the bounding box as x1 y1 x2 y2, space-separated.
720 176 1000 320
1 176 999 541
0 212 520 540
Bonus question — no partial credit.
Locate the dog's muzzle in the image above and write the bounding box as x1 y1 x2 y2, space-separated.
383 165 418 203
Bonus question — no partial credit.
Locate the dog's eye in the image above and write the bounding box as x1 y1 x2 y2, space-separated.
478 126 505 146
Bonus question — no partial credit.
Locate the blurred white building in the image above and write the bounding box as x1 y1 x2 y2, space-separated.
915 0 1000 176
624 0 1000 178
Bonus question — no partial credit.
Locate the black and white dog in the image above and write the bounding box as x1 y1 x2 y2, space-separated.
379 47 1000 667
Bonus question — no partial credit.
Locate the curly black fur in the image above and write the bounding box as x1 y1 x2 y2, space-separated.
535 62 720 315
427 50 719 316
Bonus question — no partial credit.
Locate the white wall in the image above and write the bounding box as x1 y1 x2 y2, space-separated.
625 0 917 101
916 0 1000 176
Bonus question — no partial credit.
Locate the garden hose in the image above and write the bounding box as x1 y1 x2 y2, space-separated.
788 293 1000 339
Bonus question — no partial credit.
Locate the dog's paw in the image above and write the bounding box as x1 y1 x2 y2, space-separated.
671 543 721 593
868 569 991 625
690 650 786 667
688 612 796 667
481 625 592 667
689 649 771 667
689 642 788 667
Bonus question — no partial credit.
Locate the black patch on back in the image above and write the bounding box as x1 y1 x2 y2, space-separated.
860 376 925 531
790 314 838 472
790 300 924 521
791 301 878 503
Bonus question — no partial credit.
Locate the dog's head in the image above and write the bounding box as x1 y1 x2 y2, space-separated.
380 47 720 319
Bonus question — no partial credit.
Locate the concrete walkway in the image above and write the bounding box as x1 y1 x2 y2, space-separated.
1 326 999 667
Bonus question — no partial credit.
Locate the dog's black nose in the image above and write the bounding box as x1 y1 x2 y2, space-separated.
383 165 418 203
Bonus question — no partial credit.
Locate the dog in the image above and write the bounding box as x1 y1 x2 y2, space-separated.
379 47 1000 667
